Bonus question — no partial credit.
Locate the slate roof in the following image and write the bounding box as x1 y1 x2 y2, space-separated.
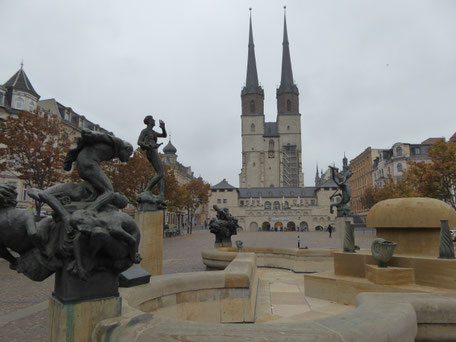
163 141 177 154
318 179 338 188
241 11 264 97
276 11 299 96
238 187 316 198
211 179 236 190
4 67 40 99
264 122 279 137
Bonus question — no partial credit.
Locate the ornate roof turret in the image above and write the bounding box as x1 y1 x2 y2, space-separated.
163 140 177 154
4 63 40 99
241 9 264 97
343 153 349 173
277 7 298 96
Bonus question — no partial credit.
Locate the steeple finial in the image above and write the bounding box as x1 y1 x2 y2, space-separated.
277 7 298 96
242 8 263 96
20 59 24 70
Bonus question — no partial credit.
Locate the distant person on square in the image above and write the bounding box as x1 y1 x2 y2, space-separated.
327 224 333 238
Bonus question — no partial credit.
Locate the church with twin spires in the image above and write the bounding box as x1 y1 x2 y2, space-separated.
209 10 338 232
239 9 304 188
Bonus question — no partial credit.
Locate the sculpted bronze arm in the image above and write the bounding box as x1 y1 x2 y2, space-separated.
157 120 167 138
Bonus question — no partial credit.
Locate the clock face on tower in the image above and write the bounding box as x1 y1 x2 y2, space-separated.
268 151 274 158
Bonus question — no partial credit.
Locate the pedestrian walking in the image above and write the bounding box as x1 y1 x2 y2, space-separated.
327 224 333 238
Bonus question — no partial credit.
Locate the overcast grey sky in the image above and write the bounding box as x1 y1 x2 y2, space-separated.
1 0 455 187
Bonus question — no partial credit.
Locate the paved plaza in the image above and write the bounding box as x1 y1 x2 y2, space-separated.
0 229 376 342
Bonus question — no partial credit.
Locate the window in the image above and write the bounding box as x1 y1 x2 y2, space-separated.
250 123 255 132
284 201 290 209
397 163 403 172
287 125 290 131
413 147 421 155
0 92 4 106
264 201 271 210
217 199 221 204
396 146 402 156
311 200 315 205
250 100 255 113
287 99 292 111
15 97 24 109
22 188 27 201
223 199 227 203
240 200 244 206
268 139 274 158
29 101 34 111
273 201 280 210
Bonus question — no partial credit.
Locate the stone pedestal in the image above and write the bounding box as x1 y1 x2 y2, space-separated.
335 216 353 249
365 264 414 285
47 295 121 342
135 209 163 276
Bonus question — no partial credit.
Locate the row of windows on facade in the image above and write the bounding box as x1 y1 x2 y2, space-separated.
0 95 35 111
374 163 404 180
383 146 422 159
241 199 323 208
249 124 291 133
249 99 293 113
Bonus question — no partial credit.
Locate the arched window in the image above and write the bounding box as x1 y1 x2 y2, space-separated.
273 201 280 210
396 146 402 156
287 99 292 111
264 201 271 210
250 123 255 132
397 163 403 172
284 201 290 209
250 100 255 113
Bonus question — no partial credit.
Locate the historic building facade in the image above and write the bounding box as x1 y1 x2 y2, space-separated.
209 12 338 232
0 65 111 209
348 148 381 215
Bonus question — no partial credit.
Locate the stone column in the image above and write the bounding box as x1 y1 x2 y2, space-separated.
135 209 163 275
335 216 353 249
48 295 121 342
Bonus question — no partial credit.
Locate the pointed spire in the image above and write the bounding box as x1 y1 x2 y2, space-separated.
242 8 263 96
315 162 321 186
4 64 40 99
277 6 298 95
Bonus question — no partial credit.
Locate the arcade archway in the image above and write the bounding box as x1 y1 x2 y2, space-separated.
286 221 296 231
274 221 283 231
299 221 308 231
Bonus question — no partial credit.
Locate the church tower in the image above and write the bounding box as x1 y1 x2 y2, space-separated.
239 9 266 188
239 8 304 189
276 7 303 187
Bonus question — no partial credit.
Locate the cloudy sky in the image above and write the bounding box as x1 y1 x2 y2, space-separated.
1 1 455 187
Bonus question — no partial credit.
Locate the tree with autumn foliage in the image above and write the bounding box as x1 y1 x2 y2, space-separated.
406 140 456 209
102 148 152 205
182 179 210 234
360 140 456 210
0 109 73 219
102 148 187 210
